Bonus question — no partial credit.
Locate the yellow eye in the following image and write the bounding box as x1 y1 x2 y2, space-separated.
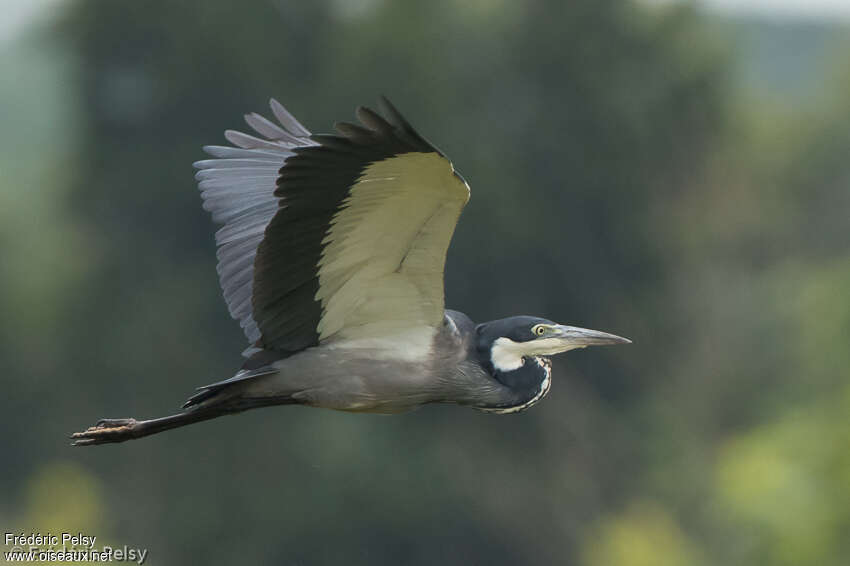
533 325 546 336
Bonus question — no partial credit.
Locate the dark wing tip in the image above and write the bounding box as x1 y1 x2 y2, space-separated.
374 96 441 156
355 105 394 135
334 121 376 144
377 96 411 130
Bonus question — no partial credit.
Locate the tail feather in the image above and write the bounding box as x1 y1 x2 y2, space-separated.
182 388 219 408
182 366 280 408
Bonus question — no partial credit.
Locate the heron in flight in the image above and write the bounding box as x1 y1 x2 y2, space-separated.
72 98 629 445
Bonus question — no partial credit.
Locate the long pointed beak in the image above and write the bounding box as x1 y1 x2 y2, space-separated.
552 324 631 348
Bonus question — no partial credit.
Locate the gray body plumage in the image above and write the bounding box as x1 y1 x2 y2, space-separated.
71 98 628 446
204 311 518 414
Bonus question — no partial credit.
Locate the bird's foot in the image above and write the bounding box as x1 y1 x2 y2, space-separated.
70 418 139 446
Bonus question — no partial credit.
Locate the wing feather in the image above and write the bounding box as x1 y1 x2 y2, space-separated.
196 98 469 360
251 100 469 355
194 99 315 345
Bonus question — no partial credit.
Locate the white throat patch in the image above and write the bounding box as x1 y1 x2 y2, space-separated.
490 336 583 372
490 337 528 371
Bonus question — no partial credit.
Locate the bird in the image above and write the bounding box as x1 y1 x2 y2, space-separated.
71 97 630 446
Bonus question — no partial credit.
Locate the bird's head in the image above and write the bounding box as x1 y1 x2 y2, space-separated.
476 316 630 373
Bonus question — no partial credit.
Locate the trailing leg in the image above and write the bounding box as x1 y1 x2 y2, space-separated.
70 409 230 446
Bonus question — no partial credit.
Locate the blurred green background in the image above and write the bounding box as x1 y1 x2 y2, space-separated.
2 0 849 564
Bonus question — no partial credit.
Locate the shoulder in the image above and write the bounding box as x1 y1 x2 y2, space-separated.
431 310 475 360
444 310 475 336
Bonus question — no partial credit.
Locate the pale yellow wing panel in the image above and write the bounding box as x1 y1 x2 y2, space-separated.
316 152 469 342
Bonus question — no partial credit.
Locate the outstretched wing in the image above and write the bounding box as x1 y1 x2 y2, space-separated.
196 97 470 357
194 99 317 346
